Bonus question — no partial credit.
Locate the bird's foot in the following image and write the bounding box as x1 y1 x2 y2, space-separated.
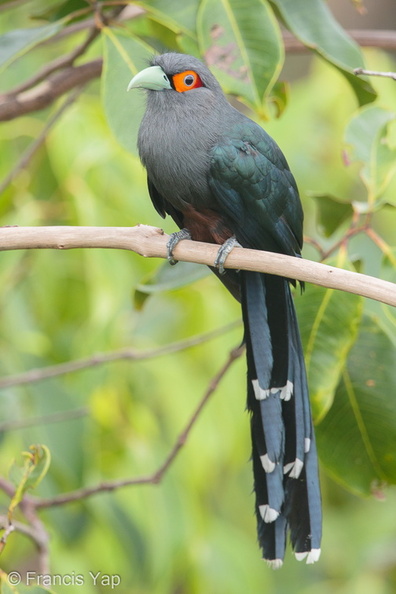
166 228 192 265
214 236 241 275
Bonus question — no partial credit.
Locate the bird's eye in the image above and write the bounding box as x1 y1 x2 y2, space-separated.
184 74 195 86
172 70 204 93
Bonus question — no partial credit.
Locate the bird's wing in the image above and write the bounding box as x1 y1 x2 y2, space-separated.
147 176 184 228
209 122 303 257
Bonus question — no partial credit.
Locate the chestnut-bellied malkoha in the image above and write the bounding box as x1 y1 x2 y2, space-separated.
128 53 321 568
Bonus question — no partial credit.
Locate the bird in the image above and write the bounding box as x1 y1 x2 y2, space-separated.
127 52 322 568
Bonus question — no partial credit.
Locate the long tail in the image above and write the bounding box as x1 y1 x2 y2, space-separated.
241 270 322 568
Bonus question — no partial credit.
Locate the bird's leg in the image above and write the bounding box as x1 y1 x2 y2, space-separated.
166 228 192 265
214 236 242 275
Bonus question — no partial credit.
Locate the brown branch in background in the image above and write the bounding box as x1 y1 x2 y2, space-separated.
350 29 396 51
33 344 244 509
0 5 142 122
0 512 48 574
0 225 395 306
0 345 243 512
16 502 50 574
0 59 102 121
0 344 243 565
0 321 240 390
9 27 101 96
1 28 396 122
282 29 396 52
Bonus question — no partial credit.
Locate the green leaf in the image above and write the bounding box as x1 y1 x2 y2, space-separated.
135 261 209 308
344 105 396 202
316 315 396 496
8 445 51 518
197 0 283 115
295 281 363 422
311 193 354 237
102 29 154 157
137 0 199 38
0 21 65 70
0 573 17 594
267 80 289 118
31 0 88 22
271 0 376 105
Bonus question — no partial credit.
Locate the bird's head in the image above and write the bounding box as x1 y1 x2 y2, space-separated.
127 53 223 97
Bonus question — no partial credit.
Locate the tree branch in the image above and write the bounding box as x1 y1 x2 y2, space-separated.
282 29 396 52
0 345 244 510
0 59 102 121
0 407 89 432
0 224 395 307
0 321 240 390
1 29 396 121
8 27 101 96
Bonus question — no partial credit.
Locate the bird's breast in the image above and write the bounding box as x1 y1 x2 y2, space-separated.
138 98 220 211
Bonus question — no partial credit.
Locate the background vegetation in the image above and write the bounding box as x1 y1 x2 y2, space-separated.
0 1 396 592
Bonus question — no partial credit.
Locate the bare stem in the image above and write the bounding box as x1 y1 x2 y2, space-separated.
0 345 244 510
354 67 396 81
0 407 89 432
0 321 240 390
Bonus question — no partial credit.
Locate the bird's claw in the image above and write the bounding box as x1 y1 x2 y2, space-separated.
166 228 192 265
214 236 241 275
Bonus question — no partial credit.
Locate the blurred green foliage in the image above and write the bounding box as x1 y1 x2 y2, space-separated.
0 1 396 593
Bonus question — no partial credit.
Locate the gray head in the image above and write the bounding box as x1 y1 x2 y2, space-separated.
128 54 234 211
128 52 225 101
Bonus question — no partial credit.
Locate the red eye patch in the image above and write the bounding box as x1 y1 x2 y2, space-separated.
172 70 203 92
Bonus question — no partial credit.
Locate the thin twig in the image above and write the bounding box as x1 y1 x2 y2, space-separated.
365 227 396 267
1 517 27 541
320 224 368 261
0 513 49 573
354 67 396 81
8 27 101 96
302 235 325 260
0 407 89 432
0 345 244 510
0 321 240 390
18 500 50 574
0 59 102 121
0 225 395 306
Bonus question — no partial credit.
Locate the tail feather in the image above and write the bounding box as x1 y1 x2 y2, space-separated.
283 286 310 477
242 270 322 565
252 430 287 565
244 272 273 388
286 292 314 453
243 274 285 468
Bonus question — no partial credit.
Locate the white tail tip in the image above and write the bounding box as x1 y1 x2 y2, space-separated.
265 558 283 570
295 548 321 564
283 458 304 478
260 453 275 473
259 504 280 523
252 379 270 400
